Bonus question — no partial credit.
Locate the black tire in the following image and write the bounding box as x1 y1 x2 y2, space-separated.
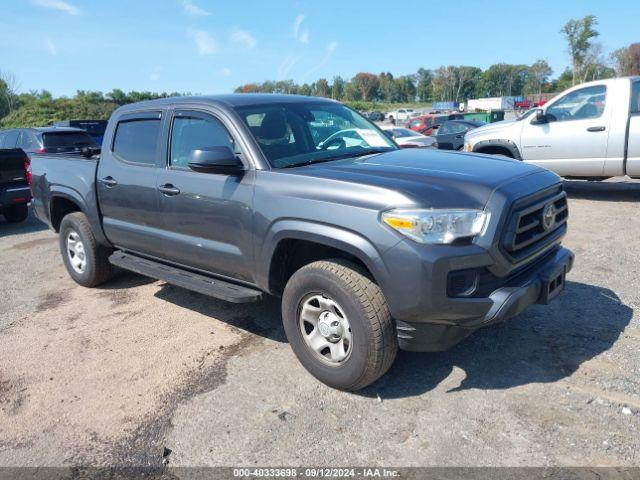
3 204 29 223
59 212 113 287
282 259 397 391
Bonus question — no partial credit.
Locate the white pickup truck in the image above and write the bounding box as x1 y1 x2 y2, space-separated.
386 108 414 124
464 77 640 179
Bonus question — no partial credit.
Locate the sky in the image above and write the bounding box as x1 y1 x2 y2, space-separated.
1 0 638 97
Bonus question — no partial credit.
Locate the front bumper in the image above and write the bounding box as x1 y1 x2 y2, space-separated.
385 246 574 352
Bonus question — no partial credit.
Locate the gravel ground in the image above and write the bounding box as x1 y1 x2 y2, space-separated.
0 178 638 469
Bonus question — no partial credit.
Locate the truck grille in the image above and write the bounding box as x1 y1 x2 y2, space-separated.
502 185 568 262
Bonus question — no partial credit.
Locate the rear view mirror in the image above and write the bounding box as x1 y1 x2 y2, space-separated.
188 147 244 174
534 109 547 124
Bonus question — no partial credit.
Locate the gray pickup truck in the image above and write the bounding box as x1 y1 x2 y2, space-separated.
30 94 574 390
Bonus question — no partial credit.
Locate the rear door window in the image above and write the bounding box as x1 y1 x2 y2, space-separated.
112 118 161 165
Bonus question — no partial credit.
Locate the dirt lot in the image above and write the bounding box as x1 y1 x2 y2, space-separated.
0 179 639 468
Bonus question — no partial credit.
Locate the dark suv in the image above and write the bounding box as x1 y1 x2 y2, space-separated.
0 127 97 156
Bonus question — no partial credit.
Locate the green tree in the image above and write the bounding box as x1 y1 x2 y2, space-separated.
351 72 379 101
313 78 330 98
298 83 312 96
415 68 433 102
561 15 599 85
525 60 553 95
330 76 345 100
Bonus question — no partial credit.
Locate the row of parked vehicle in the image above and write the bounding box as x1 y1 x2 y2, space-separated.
0 125 100 224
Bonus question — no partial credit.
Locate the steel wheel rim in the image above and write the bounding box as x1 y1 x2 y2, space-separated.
298 293 353 366
66 230 86 274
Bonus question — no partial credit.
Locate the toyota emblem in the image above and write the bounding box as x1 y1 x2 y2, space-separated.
542 203 556 231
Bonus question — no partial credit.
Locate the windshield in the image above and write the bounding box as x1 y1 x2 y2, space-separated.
235 102 396 168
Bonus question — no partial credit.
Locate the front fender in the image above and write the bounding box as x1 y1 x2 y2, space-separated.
256 219 393 295
472 139 522 160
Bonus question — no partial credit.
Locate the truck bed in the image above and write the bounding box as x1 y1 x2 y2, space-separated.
30 152 104 238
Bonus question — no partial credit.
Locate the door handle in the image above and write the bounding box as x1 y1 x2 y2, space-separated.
158 184 180 196
586 126 606 132
455 134 464 139
100 176 118 187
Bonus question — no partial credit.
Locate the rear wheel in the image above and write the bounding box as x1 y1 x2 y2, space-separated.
3 204 29 223
59 212 114 287
282 259 397 391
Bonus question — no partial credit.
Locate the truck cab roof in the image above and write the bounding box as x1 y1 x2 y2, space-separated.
114 93 338 114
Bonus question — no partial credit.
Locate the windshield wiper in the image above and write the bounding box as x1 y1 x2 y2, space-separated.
281 148 391 169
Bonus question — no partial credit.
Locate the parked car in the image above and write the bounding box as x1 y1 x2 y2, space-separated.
433 120 485 150
31 94 573 391
386 108 414 124
53 120 108 145
0 127 98 157
514 99 534 110
464 77 640 179
0 148 31 223
408 114 464 134
366 111 384 122
381 126 437 148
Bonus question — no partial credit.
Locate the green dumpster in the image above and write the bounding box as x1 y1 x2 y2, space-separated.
463 110 505 123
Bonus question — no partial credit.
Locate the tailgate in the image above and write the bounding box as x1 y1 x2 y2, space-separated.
0 149 27 185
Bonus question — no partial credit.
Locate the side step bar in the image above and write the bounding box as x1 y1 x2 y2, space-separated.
108 251 263 303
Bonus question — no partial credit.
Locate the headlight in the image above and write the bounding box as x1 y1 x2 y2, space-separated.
464 142 473 152
382 209 488 244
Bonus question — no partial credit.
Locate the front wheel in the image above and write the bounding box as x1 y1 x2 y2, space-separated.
3 204 29 223
282 259 397 391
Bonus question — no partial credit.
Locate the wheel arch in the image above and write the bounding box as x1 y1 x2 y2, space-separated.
472 139 522 159
258 220 390 296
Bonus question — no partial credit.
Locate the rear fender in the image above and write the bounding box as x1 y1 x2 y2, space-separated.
49 186 110 246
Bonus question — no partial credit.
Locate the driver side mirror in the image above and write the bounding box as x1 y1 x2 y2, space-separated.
188 147 244 174
533 109 547 124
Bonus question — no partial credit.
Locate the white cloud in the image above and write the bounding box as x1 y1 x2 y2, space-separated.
220 67 232 77
292 14 309 43
187 29 217 55
34 0 81 15
293 14 304 37
278 54 300 79
231 29 256 49
180 0 210 16
45 37 57 55
304 41 338 79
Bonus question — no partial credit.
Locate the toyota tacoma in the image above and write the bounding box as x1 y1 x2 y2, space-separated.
30 94 574 390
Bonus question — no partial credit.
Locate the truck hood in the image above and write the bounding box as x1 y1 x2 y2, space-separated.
464 119 517 139
292 148 550 210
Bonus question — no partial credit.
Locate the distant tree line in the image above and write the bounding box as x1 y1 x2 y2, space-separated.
0 87 191 128
235 16 638 104
1 15 638 129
